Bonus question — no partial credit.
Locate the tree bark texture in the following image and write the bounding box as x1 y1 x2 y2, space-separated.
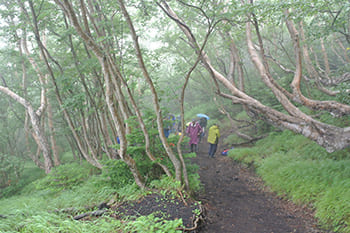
54 0 146 188
159 1 350 152
0 86 53 173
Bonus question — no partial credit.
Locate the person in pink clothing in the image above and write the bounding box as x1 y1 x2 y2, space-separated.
186 119 202 152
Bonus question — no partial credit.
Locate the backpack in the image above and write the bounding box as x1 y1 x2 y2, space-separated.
221 149 229 156
199 117 207 127
221 147 234 156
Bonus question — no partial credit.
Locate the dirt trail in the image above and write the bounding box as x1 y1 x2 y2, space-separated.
191 140 329 233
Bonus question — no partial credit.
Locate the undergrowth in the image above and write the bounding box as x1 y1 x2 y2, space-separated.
0 173 191 232
228 130 350 233
0 161 45 198
0 151 200 233
124 214 183 233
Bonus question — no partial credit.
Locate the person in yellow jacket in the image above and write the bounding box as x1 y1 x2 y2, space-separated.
207 123 220 158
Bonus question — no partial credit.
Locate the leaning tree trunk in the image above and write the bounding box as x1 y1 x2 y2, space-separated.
0 12 54 172
53 0 146 188
0 86 53 173
159 1 350 152
118 0 182 181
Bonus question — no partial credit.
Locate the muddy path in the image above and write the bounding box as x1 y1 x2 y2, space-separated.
191 140 329 233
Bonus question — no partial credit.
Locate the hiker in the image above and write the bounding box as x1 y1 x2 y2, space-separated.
198 117 208 143
168 114 176 133
186 119 202 152
177 120 182 133
176 115 182 134
163 114 174 138
207 123 220 158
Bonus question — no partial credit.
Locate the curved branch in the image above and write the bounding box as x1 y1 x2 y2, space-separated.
159 1 350 152
0 86 53 173
118 0 181 182
285 12 350 117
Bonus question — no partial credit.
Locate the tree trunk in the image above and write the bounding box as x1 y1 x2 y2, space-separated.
0 86 53 173
47 99 60 166
159 1 350 152
118 0 182 181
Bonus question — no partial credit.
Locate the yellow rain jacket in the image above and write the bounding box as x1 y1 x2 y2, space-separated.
207 125 220 144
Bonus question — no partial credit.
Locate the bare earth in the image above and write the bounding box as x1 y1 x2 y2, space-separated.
109 133 333 232
192 139 331 233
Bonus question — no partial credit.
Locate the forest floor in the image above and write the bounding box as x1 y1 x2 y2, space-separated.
109 141 333 233
105 130 333 232
109 139 331 232
191 138 331 233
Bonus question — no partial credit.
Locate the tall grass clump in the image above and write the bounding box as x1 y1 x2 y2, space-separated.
33 162 99 193
228 130 350 233
124 214 183 233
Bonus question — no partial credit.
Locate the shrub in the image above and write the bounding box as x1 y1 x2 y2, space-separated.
150 176 182 196
184 154 202 193
101 160 134 190
0 153 25 197
124 214 183 233
223 134 246 146
34 162 97 193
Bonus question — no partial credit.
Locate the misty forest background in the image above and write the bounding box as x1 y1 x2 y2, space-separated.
0 0 350 232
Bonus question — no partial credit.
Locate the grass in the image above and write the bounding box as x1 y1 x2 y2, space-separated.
228 130 350 233
0 161 45 198
0 173 121 232
0 152 200 233
0 210 123 233
0 175 186 233
124 214 183 233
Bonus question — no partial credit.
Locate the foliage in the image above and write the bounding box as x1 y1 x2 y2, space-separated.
0 159 190 233
148 153 201 196
34 162 99 193
223 133 245 145
100 159 134 190
336 82 350 105
0 154 23 192
150 176 182 196
124 214 183 233
229 130 350 232
0 160 44 198
122 112 196 187
123 114 173 181
1 0 350 231
183 154 202 193
17 213 122 233
116 182 147 201
59 151 78 164
184 102 223 123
